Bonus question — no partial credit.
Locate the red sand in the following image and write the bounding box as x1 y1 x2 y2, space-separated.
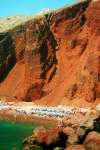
0 112 58 128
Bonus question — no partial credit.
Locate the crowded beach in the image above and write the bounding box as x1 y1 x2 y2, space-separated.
0 101 88 119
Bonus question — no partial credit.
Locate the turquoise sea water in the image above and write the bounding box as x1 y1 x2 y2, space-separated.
0 118 56 150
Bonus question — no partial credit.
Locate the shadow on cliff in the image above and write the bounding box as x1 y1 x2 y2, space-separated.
0 33 17 83
40 30 58 81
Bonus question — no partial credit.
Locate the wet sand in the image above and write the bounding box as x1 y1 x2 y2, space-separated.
0 111 58 128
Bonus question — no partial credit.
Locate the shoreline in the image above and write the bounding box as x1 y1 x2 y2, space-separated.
0 112 58 128
0 101 91 129
0 102 99 150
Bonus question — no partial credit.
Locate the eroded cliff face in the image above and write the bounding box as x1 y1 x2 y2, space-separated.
14 17 58 101
0 0 100 106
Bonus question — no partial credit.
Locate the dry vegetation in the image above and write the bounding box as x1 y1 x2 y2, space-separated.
0 15 29 32
0 9 53 33
0 14 48 33
0 0 89 33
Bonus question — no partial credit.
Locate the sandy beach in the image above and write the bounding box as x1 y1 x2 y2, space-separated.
0 102 64 128
0 101 91 129
0 113 58 128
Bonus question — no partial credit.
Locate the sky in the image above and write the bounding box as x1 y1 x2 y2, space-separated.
0 0 77 18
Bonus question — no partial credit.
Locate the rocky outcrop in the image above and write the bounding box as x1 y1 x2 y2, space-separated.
66 133 80 145
95 104 100 116
61 114 84 130
54 147 64 150
22 127 65 149
33 126 46 135
64 145 86 150
22 134 36 145
0 0 100 105
36 128 64 147
83 131 100 150
63 127 75 136
22 113 100 149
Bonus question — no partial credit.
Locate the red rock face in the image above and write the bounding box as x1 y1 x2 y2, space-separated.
14 33 26 64
36 128 62 146
0 0 100 106
14 17 58 101
0 32 16 80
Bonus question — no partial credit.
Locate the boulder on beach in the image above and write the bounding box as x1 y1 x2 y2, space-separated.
36 129 47 145
33 126 46 135
92 0 99 2
64 145 86 150
86 109 99 116
23 143 43 150
62 114 84 130
22 135 36 145
45 128 63 146
76 115 100 142
54 147 64 150
95 104 100 116
23 147 30 150
36 128 63 146
63 127 75 136
66 133 80 145
79 115 98 130
76 127 86 142
83 131 100 150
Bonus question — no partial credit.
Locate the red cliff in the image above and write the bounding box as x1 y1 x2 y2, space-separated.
0 0 100 107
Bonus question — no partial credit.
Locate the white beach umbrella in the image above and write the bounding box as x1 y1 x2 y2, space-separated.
0 106 4 108
58 105 62 108
9 102 14 105
33 106 37 109
4 106 11 108
29 106 33 108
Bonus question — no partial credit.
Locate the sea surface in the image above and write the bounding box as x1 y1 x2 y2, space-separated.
0 117 56 150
